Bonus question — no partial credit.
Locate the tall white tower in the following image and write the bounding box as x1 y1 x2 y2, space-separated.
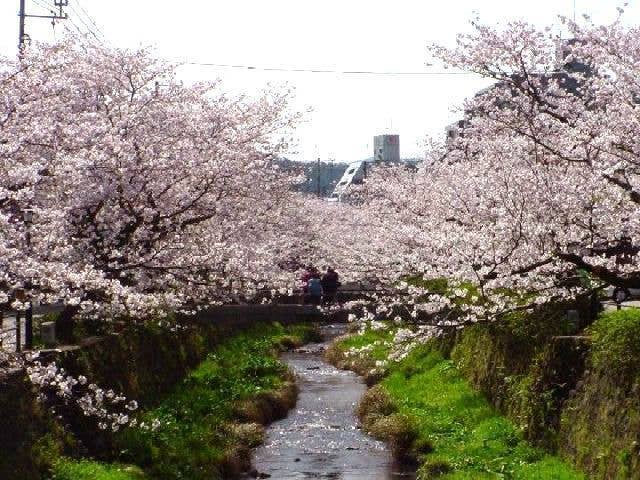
373 134 400 162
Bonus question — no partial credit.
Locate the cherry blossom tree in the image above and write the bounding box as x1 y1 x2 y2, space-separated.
0 39 302 334
0 37 309 432
313 13 640 325
427 15 640 305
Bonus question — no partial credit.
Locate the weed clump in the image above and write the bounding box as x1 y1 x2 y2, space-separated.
277 335 300 350
357 384 396 421
420 458 452 478
357 385 419 461
226 422 265 448
325 326 395 384
368 413 417 460
234 380 297 424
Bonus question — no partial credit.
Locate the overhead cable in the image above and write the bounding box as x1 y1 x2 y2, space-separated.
68 3 104 44
73 0 107 39
181 62 470 76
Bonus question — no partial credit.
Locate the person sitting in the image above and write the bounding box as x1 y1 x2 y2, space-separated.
305 275 323 305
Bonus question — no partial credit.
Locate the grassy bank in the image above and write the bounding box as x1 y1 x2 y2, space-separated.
50 322 318 480
329 326 584 479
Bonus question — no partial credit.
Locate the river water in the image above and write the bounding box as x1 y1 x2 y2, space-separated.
251 324 416 479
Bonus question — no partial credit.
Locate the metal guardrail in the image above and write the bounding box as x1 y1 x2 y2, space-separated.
602 300 640 311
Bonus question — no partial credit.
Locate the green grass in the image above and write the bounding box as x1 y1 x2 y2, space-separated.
51 459 145 480
333 328 584 479
326 326 396 384
587 308 640 382
54 322 314 480
336 326 395 361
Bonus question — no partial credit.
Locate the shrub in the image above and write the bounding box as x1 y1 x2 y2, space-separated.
226 423 264 448
419 458 452 478
367 413 417 459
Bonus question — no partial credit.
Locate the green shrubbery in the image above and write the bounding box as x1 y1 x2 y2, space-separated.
324 326 396 384
386 346 582 478
332 305 640 478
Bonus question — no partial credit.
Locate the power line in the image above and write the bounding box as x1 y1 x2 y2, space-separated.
30 0 54 13
69 7 104 43
59 12 102 46
68 2 104 43
29 0 106 45
180 62 471 76
73 0 106 39
62 16 86 39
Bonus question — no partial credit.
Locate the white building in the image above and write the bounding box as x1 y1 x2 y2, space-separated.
373 134 400 162
329 134 400 201
329 160 367 201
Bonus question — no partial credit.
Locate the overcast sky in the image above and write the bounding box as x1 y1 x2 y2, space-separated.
0 1 636 162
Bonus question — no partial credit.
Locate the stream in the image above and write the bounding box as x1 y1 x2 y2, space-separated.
250 324 417 479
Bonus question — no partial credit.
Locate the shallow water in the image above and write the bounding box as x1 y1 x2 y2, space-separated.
251 324 417 479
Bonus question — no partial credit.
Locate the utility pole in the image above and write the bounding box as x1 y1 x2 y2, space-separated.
18 0 69 52
329 159 334 190
15 311 21 353
18 0 26 50
316 157 321 197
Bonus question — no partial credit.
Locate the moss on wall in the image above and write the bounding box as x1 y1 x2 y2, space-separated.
0 372 55 480
449 302 591 448
504 336 590 450
559 309 640 479
559 368 640 479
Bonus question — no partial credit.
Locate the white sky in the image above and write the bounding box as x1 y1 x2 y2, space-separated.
0 1 637 161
